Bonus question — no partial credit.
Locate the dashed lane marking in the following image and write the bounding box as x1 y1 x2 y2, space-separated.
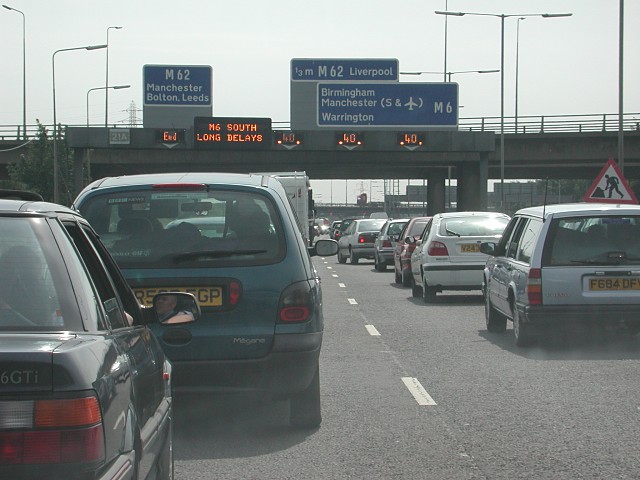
348 298 358 305
401 377 437 406
365 325 381 336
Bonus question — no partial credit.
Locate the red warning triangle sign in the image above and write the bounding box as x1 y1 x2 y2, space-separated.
583 159 638 204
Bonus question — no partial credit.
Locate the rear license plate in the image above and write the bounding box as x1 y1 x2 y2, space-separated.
588 277 640 291
461 244 480 253
134 287 223 306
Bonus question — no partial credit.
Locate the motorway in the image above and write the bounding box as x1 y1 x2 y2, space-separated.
172 251 640 479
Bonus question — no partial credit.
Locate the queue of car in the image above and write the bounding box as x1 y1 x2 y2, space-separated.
330 202 640 349
0 176 340 477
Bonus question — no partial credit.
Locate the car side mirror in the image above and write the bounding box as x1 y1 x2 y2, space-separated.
405 236 415 245
309 238 339 257
153 292 201 325
480 242 496 255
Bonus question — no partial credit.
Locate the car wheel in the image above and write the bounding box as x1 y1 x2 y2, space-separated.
157 418 174 480
374 254 385 272
512 303 535 347
349 250 359 264
422 278 437 303
337 249 347 264
484 290 507 333
394 265 402 284
289 366 322 429
401 268 412 287
411 276 422 298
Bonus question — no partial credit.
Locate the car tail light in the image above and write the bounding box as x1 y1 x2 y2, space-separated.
527 268 543 305
0 394 105 466
382 239 392 248
229 280 242 306
277 281 315 323
428 241 449 256
358 235 366 244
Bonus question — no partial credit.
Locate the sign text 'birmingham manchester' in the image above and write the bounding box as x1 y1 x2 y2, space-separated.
317 83 458 128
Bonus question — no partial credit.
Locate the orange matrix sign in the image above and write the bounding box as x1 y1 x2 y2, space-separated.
194 117 272 149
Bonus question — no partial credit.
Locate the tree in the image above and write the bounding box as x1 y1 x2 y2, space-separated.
7 120 75 204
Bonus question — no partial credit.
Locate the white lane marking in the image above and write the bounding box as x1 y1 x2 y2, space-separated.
332 274 339 278
338 283 346 288
365 325 381 336
327 266 333 270
401 377 437 406
348 298 358 305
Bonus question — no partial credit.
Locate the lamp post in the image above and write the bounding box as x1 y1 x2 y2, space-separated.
515 17 525 133
3 4 26 139
87 85 130 127
105 26 122 128
53 44 107 204
435 10 572 211
618 0 624 173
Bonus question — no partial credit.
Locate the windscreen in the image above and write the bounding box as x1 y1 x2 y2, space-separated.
79 189 285 268
440 216 509 237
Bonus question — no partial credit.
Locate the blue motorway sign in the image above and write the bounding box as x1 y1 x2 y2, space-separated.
144 65 212 106
291 58 398 82
317 82 458 128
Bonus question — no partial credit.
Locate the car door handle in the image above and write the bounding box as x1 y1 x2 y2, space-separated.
162 328 193 345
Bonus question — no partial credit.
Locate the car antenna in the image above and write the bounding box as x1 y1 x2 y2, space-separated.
542 178 549 222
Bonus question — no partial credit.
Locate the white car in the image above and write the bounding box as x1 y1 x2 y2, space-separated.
410 211 510 302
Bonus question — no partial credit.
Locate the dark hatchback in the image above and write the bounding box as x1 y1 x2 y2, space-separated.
0 193 195 479
73 172 339 428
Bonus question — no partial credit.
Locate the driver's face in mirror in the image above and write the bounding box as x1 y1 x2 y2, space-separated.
155 294 195 324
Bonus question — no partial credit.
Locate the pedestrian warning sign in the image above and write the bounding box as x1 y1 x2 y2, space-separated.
583 159 638 204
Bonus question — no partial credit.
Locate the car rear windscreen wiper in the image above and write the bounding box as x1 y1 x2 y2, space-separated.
168 249 268 263
446 228 461 237
570 251 640 265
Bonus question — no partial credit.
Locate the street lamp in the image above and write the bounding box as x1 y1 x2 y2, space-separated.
3 4 26 139
87 84 130 127
400 69 500 82
53 44 107 204
515 17 525 133
105 26 122 128
435 10 572 211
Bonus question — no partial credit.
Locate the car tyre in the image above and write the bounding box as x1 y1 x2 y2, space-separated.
289 366 322 429
350 250 359 264
374 254 386 272
401 268 412 287
422 278 437 303
394 265 402 284
484 290 507 333
337 249 347 264
157 418 174 480
411 276 422 298
512 303 535 347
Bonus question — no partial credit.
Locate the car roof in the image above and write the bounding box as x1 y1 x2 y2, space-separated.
0 198 80 217
80 172 274 191
433 211 510 219
515 202 640 219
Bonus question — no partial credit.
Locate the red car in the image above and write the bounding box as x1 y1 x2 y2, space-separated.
393 216 432 286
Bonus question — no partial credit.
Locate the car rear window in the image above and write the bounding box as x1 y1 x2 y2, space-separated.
408 220 430 237
78 189 285 268
440 216 509 237
357 219 386 232
544 215 640 266
387 221 407 236
0 218 76 331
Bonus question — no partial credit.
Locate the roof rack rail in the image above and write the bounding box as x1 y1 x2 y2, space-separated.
0 189 44 201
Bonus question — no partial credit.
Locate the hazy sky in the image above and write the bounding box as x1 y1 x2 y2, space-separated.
1 1 637 202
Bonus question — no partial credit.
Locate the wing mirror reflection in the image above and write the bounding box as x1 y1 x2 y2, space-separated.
153 292 201 325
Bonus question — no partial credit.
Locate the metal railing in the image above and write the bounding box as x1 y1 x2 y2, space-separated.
1 113 640 141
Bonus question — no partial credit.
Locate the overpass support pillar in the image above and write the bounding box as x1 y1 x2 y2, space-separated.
456 154 488 212
426 169 446 215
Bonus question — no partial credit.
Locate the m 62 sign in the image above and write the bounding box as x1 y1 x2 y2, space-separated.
317 82 458 128
144 65 212 106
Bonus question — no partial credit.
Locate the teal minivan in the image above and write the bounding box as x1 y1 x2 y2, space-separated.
73 172 338 428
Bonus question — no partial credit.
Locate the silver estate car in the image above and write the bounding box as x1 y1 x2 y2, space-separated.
481 203 640 347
